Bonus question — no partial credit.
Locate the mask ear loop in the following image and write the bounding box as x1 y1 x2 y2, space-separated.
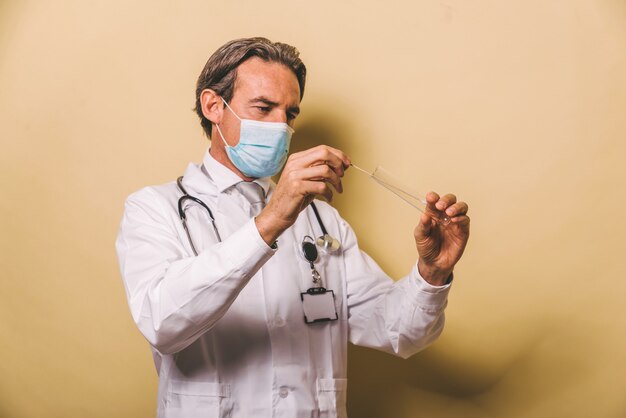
214 123 230 148
214 98 242 147
221 98 242 121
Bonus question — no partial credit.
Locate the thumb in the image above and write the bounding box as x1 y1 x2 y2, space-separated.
414 212 432 241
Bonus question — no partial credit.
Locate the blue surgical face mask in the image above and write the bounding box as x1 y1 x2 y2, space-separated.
214 99 294 178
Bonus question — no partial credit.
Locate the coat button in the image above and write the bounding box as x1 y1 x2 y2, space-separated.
279 386 289 398
275 317 285 327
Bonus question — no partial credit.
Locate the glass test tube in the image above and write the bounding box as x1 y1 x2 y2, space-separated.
351 164 451 226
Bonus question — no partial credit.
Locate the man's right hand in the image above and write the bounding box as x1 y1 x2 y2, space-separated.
255 145 351 246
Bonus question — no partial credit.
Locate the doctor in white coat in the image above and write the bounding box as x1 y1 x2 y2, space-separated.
116 37 470 418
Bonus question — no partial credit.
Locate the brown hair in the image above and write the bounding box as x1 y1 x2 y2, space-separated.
194 37 307 138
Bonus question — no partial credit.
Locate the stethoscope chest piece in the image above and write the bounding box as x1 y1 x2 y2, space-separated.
316 234 340 253
309 202 341 254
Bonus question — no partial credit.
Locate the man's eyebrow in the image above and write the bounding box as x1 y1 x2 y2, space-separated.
249 96 300 115
249 96 279 107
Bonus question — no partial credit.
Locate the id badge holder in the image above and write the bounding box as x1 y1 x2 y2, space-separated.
300 236 339 324
301 287 338 324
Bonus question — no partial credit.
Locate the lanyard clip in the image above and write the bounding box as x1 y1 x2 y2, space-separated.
302 236 322 287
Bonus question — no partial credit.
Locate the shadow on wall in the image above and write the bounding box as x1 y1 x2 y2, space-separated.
345 318 594 418
276 104 359 217
285 106 357 155
346 344 501 418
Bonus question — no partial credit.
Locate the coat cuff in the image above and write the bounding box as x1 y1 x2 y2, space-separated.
204 218 276 273
407 263 451 309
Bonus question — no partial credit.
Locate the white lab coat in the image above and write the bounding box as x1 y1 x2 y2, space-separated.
116 150 451 418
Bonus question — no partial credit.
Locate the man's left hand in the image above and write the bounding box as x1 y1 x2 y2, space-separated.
414 192 470 286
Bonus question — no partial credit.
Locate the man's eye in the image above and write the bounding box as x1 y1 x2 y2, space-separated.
256 106 271 112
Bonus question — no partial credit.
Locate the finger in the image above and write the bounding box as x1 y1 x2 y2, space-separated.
436 193 457 211
445 201 468 217
302 180 334 202
314 145 351 169
293 164 343 193
425 191 441 216
289 145 351 176
425 191 440 204
284 177 333 201
311 160 346 179
305 153 347 179
450 215 470 226
415 212 433 239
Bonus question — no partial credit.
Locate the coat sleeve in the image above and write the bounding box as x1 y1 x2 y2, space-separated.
339 216 451 359
115 187 275 355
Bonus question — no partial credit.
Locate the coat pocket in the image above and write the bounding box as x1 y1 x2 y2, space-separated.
317 378 348 418
165 379 231 418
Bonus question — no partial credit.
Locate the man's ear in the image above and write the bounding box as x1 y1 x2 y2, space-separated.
200 89 224 124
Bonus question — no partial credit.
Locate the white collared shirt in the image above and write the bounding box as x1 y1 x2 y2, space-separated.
115 149 451 418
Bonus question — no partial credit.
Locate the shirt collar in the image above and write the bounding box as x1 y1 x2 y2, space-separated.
203 149 271 196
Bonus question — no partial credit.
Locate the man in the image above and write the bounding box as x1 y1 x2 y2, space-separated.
116 37 470 418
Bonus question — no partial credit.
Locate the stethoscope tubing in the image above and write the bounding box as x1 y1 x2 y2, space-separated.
309 200 328 236
176 175 332 256
177 176 222 255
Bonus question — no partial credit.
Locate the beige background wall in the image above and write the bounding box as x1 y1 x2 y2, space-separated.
1 0 625 417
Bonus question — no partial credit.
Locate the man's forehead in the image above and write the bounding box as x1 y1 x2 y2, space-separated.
232 58 300 101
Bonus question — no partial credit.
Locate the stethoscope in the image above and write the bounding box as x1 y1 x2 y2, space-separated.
177 176 221 256
176 176 341 256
